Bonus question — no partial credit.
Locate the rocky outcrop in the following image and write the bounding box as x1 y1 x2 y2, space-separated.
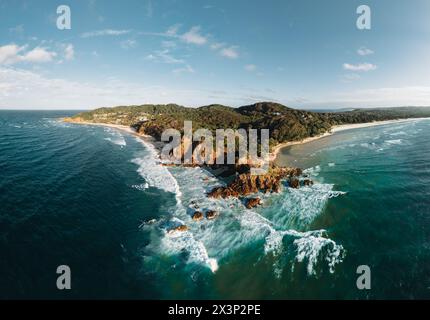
246 197 262 209
167 225 188 234
206 210 219 220
192 211 204 221
208 167 302 199
288 178 300 189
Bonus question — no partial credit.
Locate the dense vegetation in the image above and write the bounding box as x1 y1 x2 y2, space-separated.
72 102 430 147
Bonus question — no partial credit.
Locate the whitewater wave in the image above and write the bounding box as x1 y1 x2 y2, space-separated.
134 140 346 276
103 128 126 147
160 218 219 273
132 137 181 197
266 183 346 229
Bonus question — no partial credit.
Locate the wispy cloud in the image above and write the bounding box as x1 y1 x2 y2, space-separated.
172 64 194 74
146 49 185 64
343 63 377 72
210 42 225 50
357 46 374 56
81 29 131 38
341 73 361 83
64 44 74 60
120 39 137 49
220 46 239 59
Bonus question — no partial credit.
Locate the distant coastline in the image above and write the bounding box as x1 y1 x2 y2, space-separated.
64 116 430 166
270 117 430 161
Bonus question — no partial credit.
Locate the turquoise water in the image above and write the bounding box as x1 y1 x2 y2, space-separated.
1 111 429 299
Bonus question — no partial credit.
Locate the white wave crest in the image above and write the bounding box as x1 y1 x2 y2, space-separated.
103 128 126 147
292 230 345 275
161 219 219 273
132 137 181 197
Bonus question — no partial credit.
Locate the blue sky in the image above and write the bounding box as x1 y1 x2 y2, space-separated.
1 0 430 109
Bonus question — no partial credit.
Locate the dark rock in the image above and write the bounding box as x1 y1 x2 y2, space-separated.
192 211 204 221
246 197 262 209
206 210 219 220
167 225 188 234
288 178 300 189
303 179 314 186
207 167 302 198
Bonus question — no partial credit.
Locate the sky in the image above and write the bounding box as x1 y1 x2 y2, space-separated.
1 0 430 110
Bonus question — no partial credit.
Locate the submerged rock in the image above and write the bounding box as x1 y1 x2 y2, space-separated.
246 197 262 209
206 210 219 220
192 211 204 221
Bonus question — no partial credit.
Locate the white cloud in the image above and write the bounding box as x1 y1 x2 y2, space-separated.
244 64 256 71
81 29 131 38
0 44 57 65
180 26 207 45
220 46 239 59
0 67 208 109
64 44 74 60
357 47 374 56
22 47 57 63
343 63 377 72
0 44 25 64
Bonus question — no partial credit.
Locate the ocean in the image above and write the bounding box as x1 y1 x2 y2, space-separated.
1 110 429 299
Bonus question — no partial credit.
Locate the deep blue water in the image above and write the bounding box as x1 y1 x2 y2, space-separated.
1 111 429 299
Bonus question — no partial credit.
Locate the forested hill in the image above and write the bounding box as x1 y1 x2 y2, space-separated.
69 102 430 146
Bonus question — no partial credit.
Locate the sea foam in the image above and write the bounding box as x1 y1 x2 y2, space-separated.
135 139 346 276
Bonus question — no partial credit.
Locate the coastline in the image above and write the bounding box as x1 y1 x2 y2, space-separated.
64 116 430 166
270 117 430 161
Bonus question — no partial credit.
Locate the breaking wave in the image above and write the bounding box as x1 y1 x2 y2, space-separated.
103 128 126 147
131 137 181 197
132 138 346 276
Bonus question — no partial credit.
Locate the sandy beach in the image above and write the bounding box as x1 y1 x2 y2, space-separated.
270 117 430 161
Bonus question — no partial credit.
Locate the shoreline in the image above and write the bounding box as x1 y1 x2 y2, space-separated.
64 117 430 166
62 118 156 141
270 117 430 161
